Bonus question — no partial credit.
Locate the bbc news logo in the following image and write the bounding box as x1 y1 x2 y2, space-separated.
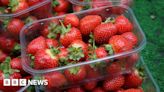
3 79 48 86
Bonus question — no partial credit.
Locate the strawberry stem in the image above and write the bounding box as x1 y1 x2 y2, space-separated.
59 20 71 35
105 44 114 55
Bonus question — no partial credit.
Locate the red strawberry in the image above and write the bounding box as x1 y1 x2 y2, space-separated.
53 0 70 12
56 11 66 16
58 47 68 64
25 16 39 32
44 72 67 89
95 47 108 59
94 22 117 44
0 36 20 53
68 40 88 61
109 35 133 54
121 32 138 46
106 62 122 75
10 57 26 75
64 66 86 83
124 88 143 92
92 0 112 8
64 14 79 27
80 15 102 36
124 69 143 88
27 0 42 6
67 87 85 92
27 36 47 55
103 75 125 91
73 5 84 12
83 80 97 91
0 0 9 6
126 53 139 69
7 18 24 37
115 15 133 34
46 38 59 48
41 20 60 39
92 87 105 92
0 50 7 63
34 48 59 69
60 22 82 47
9 0 29 14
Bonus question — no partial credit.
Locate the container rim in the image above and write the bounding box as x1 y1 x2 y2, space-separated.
0 0 51 18
20 5 147 75
68 0 132 6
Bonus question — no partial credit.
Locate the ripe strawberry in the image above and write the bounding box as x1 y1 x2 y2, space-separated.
83 80 97 91
92 0 112 8
115 15 133 34
0 50 7 63
109 35 133 54
64 14 79 27
58 47 68 65
124 88 143 92
56 11 66 16
64 66 86 83
94 22 117 44
34 48 59 69
121 32 138 46
7 18 24 37
103 75 125 91
80 15 102 36
27 36 47 55
60 22 82 47
95 47 108 59
27 0 42 6
92 87 105 92
25 16 39 32
53 0 70 12
44 72 67 89
0 36 20 53
68 40 88 61
106 62 122 75
124 69 143 88
9 0 29 14
73 5 84 12
0 0 9 6
41 20 60 39
46 38 59 48
126 53 139 69
67 87 85 92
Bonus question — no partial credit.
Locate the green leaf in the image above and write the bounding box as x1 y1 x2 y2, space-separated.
69 66 80 75
59 20 71 35
52 0 59 7
9 0 19 12
68 47 85 61
50 47 60 56
105 44 114 55
47 32 57 39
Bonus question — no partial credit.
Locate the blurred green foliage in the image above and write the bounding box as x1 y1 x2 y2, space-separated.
132 0 164 91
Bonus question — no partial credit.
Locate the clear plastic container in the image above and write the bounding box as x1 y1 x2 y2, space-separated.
20 5 146 91
18 57 160 92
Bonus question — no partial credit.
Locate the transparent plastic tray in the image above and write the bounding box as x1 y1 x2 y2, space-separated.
20 5 146 90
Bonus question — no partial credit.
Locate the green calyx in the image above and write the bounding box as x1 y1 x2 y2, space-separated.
25 17 34 24
68 46 84 61
104 17 115 24
104 44 114 55
69 66 80 75
3 19 9 28
9 0 19 12
60 20 71 35
50 46 60 56
59 57 69 66
52 0 59 7
28 54 35 68
48 22 61 39
88 52 97 60
0 57 19 78
89 33 97 50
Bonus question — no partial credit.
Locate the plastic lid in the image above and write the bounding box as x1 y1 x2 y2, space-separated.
69 0 133 7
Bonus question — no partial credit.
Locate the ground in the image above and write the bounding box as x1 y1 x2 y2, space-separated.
132 0 164 91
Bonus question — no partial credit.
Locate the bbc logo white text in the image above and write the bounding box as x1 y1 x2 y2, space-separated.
3 79 48 86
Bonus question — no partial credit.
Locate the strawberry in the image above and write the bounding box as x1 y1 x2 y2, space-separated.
109 35 133 54
83 80 97 91
0 0 9 6
0 36 20 53
126 53 139 69
0 50 7 63
34 48 59 69
124 69 143 88
44 72 67 89
58 47 69 65
27 0 42 6
103 75 125 91
67 87 85 92
27 36 47 55
94 22 117 44
115 15 133 34
41 20 60 39
68 40 88 61
0 57 22 92
121 32 138 46
92 87 105 92
92 0 112 8
25 16 39 32
106 62 122 75
80 15 102 36
46 38 59 48
64 14 79 27
52 0 70 12
124 88 143 92
95 47 108 59
7 18 24 37
56 11 66 16
73 5 84 12
64 66 86 83
60 21 82 47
